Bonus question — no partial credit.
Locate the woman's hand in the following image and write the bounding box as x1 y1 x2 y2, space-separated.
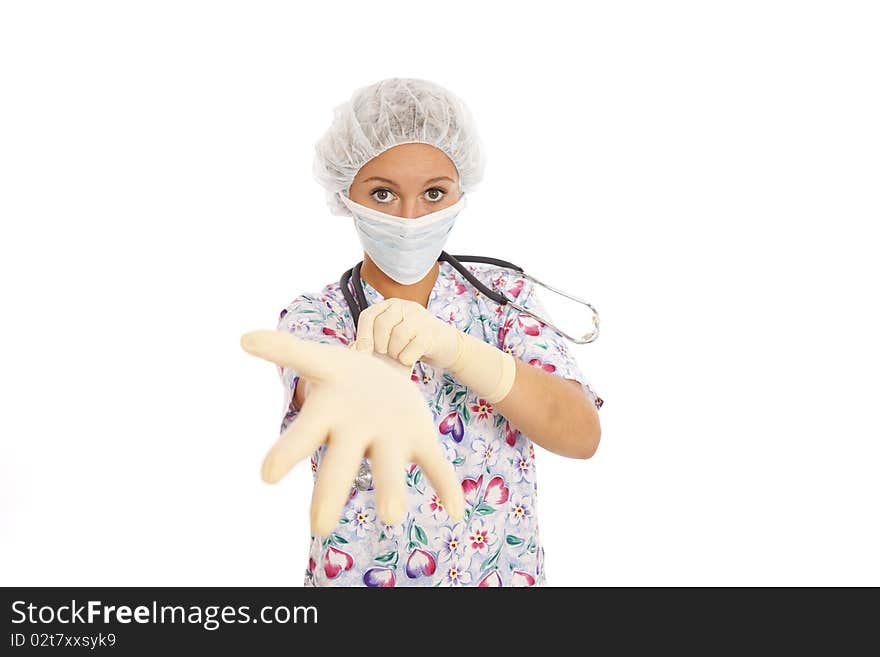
354 297 517 404
240 329 465 537
352 298 461 369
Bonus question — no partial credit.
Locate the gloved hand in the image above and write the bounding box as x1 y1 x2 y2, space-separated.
353 298 517 404
240 329 465 537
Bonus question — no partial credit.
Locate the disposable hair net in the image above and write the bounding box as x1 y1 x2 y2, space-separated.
312 77 486 217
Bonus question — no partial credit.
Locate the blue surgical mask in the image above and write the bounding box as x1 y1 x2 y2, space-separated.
337 192 467 285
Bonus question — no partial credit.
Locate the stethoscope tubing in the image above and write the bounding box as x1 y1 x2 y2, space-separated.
340 251 599 345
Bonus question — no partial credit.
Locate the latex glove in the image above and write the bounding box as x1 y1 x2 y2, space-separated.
353 298 517 404
240 329 465 537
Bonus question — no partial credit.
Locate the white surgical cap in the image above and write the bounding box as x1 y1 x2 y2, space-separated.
312 77 486 217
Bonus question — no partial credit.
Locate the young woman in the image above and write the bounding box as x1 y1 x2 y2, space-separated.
268 77 602 587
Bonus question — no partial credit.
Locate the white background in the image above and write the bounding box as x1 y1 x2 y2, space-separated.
2 1 878 586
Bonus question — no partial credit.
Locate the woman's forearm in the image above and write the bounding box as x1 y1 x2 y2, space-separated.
492 359 601 459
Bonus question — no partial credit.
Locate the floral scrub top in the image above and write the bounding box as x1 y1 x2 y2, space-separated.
276 260 603 587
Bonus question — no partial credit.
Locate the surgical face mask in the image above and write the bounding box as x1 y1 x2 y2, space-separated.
337 191 466 285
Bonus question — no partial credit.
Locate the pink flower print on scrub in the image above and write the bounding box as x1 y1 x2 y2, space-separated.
511 571 537 587
470 398 494 422
405 549 437 580
323 546 354 580
419 492 449 523
467 519 499 553
439 411 465 443
363 568 396 587
483 475 510 506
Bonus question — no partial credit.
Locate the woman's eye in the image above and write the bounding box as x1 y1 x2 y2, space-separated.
425 187 446 202
370 188 395 203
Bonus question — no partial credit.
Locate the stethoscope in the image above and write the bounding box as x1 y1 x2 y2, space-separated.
339 250 601 493
341 251 600 345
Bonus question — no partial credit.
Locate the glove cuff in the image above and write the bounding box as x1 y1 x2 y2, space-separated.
447 331 517 404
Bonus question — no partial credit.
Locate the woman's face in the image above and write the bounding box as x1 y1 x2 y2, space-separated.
348 143 461 218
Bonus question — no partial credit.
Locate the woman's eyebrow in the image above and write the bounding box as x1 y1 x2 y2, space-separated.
360 176 456 186
360 176 397 186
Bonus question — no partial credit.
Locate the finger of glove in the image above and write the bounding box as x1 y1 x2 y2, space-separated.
371 303 406 355
241 330 339 381
397 332 433 368
310 431 367 537
261 402 330 483
414 437 465 521
387 320 420 362
354 298 394 351
367 442 408 527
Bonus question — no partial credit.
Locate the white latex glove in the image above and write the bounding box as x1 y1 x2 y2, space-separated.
353 298 517 404
240 329 465 537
